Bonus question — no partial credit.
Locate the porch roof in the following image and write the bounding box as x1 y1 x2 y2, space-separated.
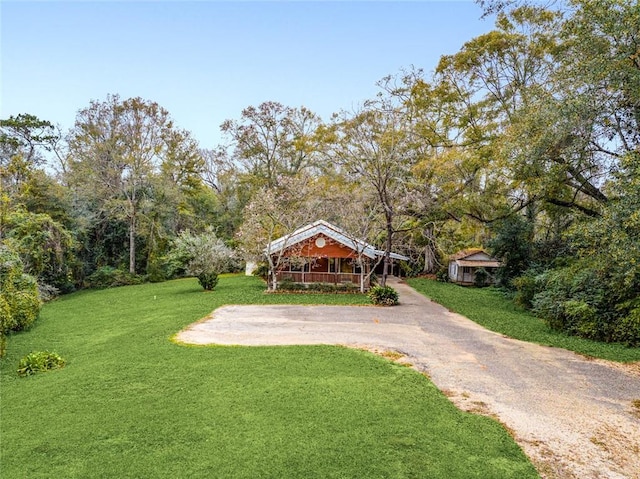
456 260 501 268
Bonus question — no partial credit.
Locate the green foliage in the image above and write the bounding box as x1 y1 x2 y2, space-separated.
368 285 399 306
488 215 533 288
276 280 361 293
252 263 269 280
167 228 237 290
529 155 640 344
435 267 449 282
17 351 66 377
3 210 77 292
85 266 143 289
614 308 640 348
512 270 538 309
196 272 218 291
473 267 489 288
0 246 41 341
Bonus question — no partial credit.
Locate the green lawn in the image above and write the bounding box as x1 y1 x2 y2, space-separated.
407 278 640 363
1 275 538 478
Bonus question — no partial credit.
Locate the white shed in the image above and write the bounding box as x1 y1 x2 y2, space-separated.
448 249 501 285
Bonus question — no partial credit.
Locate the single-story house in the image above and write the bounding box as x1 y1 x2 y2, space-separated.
448 249 501 285
265 220 408 290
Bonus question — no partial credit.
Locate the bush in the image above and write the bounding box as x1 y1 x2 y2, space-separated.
252 263 270 281
17 351 66 377
512 271 539 309
197 272 219 291
613 308 640 347
368 285 399 306
86 266 143 289
37 283 60 302
275 281 361 294
146 255 170 283
1 246 41 352
435 268 449 282
473 268 489 288
167 228 237 290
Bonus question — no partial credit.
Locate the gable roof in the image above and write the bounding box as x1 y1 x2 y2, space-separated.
450 248 501 267
266 220 409 261
450 248 485 260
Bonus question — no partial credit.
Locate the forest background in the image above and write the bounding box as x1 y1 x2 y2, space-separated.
2 0 639 347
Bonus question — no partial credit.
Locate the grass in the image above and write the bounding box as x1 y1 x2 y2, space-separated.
407 278 640 363
0 275 538 478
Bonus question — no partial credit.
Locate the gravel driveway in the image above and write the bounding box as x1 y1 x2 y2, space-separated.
176 278 640 479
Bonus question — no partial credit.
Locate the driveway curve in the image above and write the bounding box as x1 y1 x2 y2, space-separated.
176 278 640 479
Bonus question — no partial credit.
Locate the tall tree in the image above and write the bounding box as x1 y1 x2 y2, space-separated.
330 99 412 286
220 102 323 189
67 95 181 274
0 114 59 205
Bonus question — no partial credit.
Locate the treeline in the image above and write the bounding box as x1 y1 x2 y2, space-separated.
1 0 638 347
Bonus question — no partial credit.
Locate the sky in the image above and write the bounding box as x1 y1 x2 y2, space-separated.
1 1 496 151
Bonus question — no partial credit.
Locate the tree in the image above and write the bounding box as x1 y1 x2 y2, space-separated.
67 95 190 274
0 114 60 207
330 100 412 287
325 182 386 292
167 228 237 290
221 102 323 189
3 210 77 292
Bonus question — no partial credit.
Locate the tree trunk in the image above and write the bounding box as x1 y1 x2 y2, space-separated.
423 226 437 274
129 214 136 275
381 210 394 287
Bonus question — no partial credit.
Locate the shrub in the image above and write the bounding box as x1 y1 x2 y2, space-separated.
613 308 640 347
85 266 143 289
435 267 449 282
252 263 270 281
197 272 219 291
473 268 489 288
37 283 60 302
277 279 304 291
275 281 361 294
17 351 66 377
368 285 399 306
1 246 41 353
167 228 237 290
512 271 539 309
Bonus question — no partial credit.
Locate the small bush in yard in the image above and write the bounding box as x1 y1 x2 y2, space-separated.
473 268 489 288
368 285 399 306
17 351 66 377
197 272 219 291
86 266 143 289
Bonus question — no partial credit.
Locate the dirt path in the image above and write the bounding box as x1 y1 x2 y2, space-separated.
176 278 640 478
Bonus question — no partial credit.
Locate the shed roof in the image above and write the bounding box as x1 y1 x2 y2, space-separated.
266 220 409 261
450 248 485 260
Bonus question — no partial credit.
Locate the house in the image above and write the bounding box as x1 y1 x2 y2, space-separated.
265 220 408 290
448 249 501 285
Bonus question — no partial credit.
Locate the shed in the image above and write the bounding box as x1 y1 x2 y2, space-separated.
448 249 501 285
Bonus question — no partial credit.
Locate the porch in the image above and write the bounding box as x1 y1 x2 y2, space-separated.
275 271 368 287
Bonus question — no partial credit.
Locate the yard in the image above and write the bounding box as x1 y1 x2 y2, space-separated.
0 275 537 478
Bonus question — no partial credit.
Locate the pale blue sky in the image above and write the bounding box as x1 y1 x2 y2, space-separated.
1 1 495 150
